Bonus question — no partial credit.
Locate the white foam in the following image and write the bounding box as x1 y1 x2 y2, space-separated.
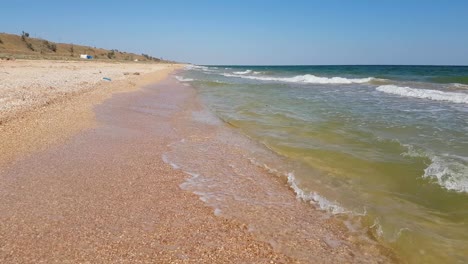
401 145 468 193
401 144 427 158
370 218 411 242
376 85 468 104
179 171 201 190
175 76 194 82
423 155 468 193
222 73 374 84
370 218 384 237
287 173 347 214
233 70 252 75
185 65 208 71
452 83 468 89
185 65 217 73
161 154 180 169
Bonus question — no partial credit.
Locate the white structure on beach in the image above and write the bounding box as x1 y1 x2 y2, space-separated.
80 54 93 59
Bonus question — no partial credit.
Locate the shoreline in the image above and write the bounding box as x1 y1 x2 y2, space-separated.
163 76 398 263
0 66 397 262
181 65 468 263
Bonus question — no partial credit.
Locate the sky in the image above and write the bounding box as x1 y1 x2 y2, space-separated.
1 0 468 65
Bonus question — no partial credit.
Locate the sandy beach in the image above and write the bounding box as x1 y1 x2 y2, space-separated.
0 61 396 263
0 60 179 168
2 2 466 263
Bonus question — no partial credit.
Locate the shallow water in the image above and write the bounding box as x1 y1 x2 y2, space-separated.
178 65 468 263
162 80 394 263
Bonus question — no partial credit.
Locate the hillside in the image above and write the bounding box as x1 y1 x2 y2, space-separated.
0 32 167 62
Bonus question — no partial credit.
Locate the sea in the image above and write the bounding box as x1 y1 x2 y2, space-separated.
175 65 468 263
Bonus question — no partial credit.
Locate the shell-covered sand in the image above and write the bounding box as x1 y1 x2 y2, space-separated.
0 60 174 121
0 60 180 168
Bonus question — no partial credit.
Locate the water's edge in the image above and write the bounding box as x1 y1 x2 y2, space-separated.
164 72 399 263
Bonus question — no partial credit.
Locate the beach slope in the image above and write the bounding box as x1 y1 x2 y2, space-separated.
0 63 395 263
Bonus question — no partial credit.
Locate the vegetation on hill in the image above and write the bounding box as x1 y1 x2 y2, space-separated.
0 32 170 63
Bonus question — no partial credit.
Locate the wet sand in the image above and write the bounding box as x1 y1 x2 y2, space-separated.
0 73 397 263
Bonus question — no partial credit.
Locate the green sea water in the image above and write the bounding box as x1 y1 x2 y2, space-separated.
178 65 468 263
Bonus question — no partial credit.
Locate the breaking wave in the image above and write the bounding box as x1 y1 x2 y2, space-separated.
376 85 468 104
424 155 468 193
222 73 374 84
233 70 252 75
402 144 468 193
175 76 194 82
453 83 468 88
287 173 347 214
185 65 217 73
185 65 208 71
247 158 350 215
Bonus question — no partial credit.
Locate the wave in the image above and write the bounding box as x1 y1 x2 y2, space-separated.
185 65 217 73
376 85 468 104
287 172 347 214
452 83 468 89
175 76 194 82
233 70 252 75
185 65 208 70
423 155 468 193
400 144 428 159
246 157 350 214
222 73 374 84
401 144 468 193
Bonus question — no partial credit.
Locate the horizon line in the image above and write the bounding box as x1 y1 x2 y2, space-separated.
200 64 468 67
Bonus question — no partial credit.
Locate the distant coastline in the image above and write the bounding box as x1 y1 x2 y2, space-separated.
0 32 172 63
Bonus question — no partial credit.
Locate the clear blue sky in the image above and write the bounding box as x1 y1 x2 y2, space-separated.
2 0 468 65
